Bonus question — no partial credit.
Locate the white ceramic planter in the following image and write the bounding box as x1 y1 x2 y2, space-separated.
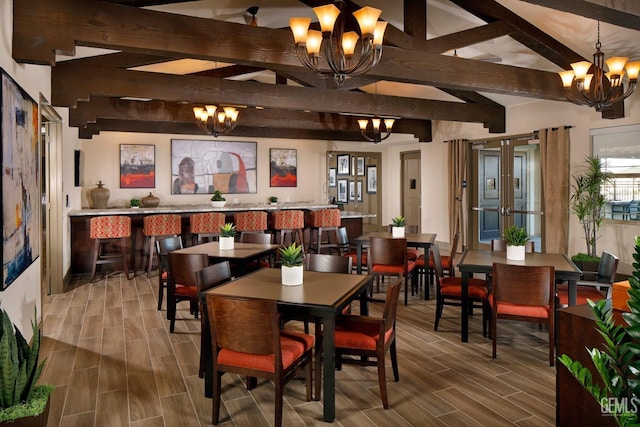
392 226 405 238
281 265 303 286
506 245 525 261
219 236 234 250
211 200 226 208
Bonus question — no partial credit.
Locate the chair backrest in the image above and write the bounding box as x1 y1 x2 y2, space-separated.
240 231 273 244
309 209 341 227
234 211 267 232
195 261 232 294
335 227 351 255
368 237 407 268
90 216 131 239
156 236 184 273
596 251 619 284
305 253 352 273
492 262 554 307
167 252 209 288
491 238 534 253
430 244 445 280
207 295 279 357
190 212 226 234
448 232 460 260
272 210 305 230
143 214 182 237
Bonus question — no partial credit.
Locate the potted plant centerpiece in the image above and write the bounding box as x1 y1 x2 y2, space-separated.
279 243 304 286
0 307 53 426
391 216 406 238
129 198 141 209
211 191 226 208
269 196 278 205
503 224 529 261
219 223 236 250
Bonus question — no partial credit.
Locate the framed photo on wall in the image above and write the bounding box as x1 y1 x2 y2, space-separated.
328 168 336 187
270 148 297 187
357 180 363 202
120 144 155 188
356 157 365 176
349 180 355 201
367 165 377 194
337 154 350 175
337 179 348 203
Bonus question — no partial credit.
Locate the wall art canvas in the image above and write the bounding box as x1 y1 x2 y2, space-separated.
120 144 155 188
270 148 297 187
1 69 40 290
171 139 257 194
337 179 348 203
337 154 350 175
328 168 336 187
367 165 377 193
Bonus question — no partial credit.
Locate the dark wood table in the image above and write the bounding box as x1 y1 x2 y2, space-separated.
457 249 582 342
173 241 279 276
202 268 374 423
352 231 437 275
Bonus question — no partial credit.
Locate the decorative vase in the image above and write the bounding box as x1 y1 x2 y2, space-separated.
90 180 110 209
392 226 405 238
506 245 526 261
281 265 303 286
219 236 234 250
211 201 226 208
142 192 160 208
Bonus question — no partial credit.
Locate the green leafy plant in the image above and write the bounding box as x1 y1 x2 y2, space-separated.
279 243 304 267
503 224 529 246
391 216 405 227
558 236 640 427
570 156 612 257
211 190 225 202
0 307 52 422
219 223 236 238
129 198 141 207
269 196 278 203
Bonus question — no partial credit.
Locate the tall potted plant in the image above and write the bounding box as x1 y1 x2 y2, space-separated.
503 224 529 261
218 223 236 250
279 243 304 286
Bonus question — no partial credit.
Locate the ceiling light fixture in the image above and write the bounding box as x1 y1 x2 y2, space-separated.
358 117 394 144
289 0 387 85
558 21 639 112
192 105 239 137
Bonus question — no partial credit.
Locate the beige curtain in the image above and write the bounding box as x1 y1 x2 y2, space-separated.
539 127 570 254
448 139 466 251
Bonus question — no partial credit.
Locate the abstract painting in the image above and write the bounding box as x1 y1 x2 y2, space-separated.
171 139 257 194
120 144 155 188
1 69 40 290
270 148 297 187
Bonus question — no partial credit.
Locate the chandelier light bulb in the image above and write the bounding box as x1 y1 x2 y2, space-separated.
313 4 340 33
193 105 239 137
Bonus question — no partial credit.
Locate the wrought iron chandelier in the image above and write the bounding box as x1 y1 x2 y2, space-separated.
358 117 394 144
558 21 639 112
289 1 387 85
192 105 239 137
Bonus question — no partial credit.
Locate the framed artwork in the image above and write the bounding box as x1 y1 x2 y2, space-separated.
367 165 377 194
337 154 350 175
1 69 40 290
270 148 297 187
328 168 337 187
171 139 257 194
120 144 155 188
357 181 363 202
356 157 365 176
349 180 355 201
337 179 348 203
351 156 355 176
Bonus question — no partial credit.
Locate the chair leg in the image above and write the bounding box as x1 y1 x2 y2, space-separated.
314 321 322 401
275 383 284 427
90 239 101 283
157 275 164 310
146 235 156 277
492 313 498 359
434 297 444 331
119 237 131 280
212 371 222 424
377 350 389 409
390 339 399 382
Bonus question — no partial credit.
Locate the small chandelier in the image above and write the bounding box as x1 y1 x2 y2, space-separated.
358 117 394 144
192 105 239 137
289 1 387 85
558 21 640 112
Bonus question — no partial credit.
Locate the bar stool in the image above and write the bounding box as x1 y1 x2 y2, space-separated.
89 215 132 282
233 211 268 235
143 214 182 276
308 208 341 253
271 210 305 247
190 212 226 245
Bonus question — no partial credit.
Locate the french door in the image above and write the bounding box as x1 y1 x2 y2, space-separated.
470 138 543 250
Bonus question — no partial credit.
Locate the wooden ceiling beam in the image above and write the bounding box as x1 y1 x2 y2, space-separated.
423 21 516 53
519 0 640 31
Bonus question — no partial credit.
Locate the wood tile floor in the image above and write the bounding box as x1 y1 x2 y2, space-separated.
40 272 556 426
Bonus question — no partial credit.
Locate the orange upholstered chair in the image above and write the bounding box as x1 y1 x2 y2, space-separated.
308 208 342 253
387 224 420 261
368 237 416 305
207 294 313 427
166 252 208 333
190 212 226 245
334 226 366 272
491 262 555 366
271 210 305 247
233 211 268 234
417 231 459 291
155 236 183 310
89 216 132 282
143 214 182 276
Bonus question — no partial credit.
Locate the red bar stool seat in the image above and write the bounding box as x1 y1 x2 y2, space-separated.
89 215 132 282
190 212 226 245
271 210 305 247
143 214 182 276
233 211 268 234
308 208 341 253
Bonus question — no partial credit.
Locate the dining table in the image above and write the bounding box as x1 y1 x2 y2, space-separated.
173 241 280 276
352 231 437 275
456 249 582 342
201 268 374 423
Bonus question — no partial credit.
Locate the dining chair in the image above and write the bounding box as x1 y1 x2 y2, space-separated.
237 231 274 272
155 235 183 310
432 244 490 336
367 236 416 305
195 261 232 378
556 251 618 307
166 252 209 333
189 212 226 245
88 215 132 283
333 277 402 409
491 262 556 366
387 224 420 260
206 294 313 427
333 226 366 273
416 231 459 298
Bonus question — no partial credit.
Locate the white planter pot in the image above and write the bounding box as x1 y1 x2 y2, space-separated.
506 245 525 261
392 226 405 238
211 200 226 208
281 265 303 286
219 236 234 250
